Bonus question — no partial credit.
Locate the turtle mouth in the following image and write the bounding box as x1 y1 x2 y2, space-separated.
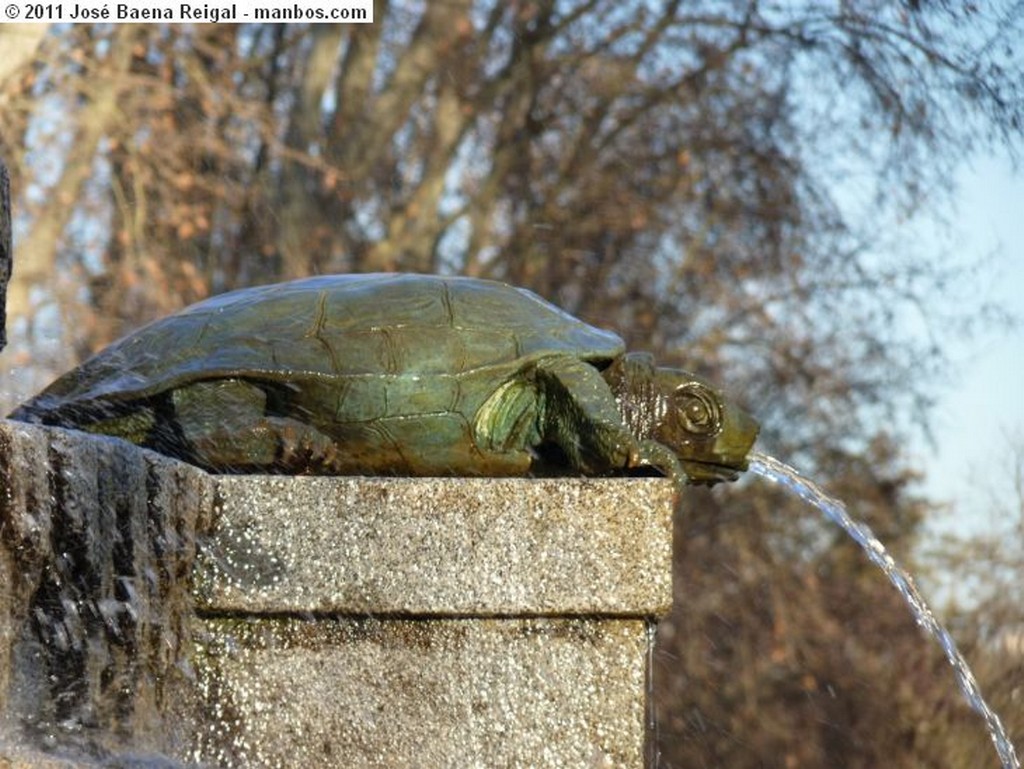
681 459 749 485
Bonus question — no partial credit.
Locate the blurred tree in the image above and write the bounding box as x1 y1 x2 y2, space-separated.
0 24 49 87
1 3 1022 766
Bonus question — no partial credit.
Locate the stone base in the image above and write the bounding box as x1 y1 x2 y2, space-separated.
190 617 652 768
1 421 675 768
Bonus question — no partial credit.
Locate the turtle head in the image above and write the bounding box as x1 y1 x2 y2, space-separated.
604 353 759 484
648 367 759 484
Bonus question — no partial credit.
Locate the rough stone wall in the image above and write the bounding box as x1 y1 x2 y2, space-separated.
0 420 213 761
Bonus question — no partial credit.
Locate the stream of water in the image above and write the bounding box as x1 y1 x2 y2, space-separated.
749 451 1020 769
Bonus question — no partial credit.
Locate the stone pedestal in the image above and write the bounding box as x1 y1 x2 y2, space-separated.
192 617 653 768
0 420 675 768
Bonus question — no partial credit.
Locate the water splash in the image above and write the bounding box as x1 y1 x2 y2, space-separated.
748 451 1020 769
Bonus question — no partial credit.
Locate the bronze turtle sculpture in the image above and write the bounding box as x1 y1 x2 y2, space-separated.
10 273 758 484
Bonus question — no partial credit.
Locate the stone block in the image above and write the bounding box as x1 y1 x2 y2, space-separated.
0 420 213 761
196 475 674 617
188 616 653 768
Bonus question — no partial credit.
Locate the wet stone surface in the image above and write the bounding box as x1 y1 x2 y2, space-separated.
0 420 213 763
1 420 676 767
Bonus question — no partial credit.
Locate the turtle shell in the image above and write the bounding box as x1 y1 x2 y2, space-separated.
13 273 626 426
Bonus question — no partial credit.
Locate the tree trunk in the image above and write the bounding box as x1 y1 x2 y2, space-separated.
0 24 49 88
6 27 137 331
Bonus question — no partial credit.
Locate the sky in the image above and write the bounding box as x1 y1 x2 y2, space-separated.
912 152 1024 545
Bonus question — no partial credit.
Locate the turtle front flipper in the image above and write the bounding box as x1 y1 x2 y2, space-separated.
531 356 643 475
635 439 689 488
170 379 340 473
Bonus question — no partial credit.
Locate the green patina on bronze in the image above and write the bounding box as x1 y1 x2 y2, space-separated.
9 274 758 484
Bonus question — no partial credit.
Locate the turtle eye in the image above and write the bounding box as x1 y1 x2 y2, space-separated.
673 383 722 436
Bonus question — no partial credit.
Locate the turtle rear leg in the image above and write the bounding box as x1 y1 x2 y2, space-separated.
169 379 340 473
